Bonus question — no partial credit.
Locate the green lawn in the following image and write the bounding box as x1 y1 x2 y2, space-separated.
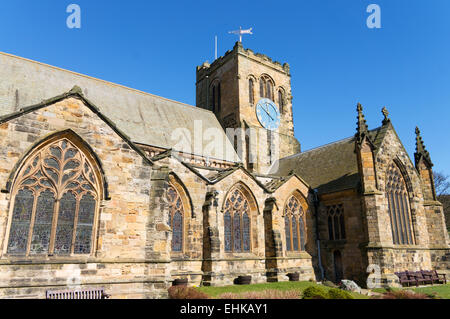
371 284 450 299
414 284 450 299
196 281 369 299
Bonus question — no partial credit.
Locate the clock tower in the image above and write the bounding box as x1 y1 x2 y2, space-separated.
196 42 300 174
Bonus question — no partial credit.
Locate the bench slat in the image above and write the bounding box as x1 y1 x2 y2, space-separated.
46 288 109 299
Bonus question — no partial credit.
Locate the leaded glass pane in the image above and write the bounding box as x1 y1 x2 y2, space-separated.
63 160 80 171
45 158 60 170
224 211 232 252
299 217 306 251
64 148 78 161
285 215 291 251
166 185 186 252
386 163 414 245
30 190 55 254
50 146 62 159
233 212 241 252
172 211 183 252
45 168 58 184
292 217 299 251
54 192 76 255
285 195 307 251
243 212 250 252
7 189 34 255
74 194 96 254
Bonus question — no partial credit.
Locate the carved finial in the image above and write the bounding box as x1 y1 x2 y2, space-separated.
382 106 390 125
356 103 369 143
414 126 433 167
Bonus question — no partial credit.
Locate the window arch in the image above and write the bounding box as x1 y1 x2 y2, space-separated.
224 187 252 252
6 137 101 256
284 195 306 251
386 162 415 245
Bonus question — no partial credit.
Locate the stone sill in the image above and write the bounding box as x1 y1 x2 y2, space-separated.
0 257 172 265
285 251 312 259
365 243 432 250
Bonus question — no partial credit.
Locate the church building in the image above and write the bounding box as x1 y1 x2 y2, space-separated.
0 42 448 298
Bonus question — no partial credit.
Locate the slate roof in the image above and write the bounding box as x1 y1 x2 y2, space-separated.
0 52 239 163
270 126 389 195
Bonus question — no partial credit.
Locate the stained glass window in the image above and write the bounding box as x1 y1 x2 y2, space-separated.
327 204 345 240
386 163 415 245
74 194 96 254
224 211 232 252
223 188 251 253
7 189 34 255
6 138 100 256
167 185 185 252
285 215 291 251
30 189 55 254
284 195 306 252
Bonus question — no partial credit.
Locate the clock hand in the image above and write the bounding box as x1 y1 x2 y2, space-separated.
263 104 274 121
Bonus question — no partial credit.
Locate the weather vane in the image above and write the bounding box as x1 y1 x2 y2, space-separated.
228 26 253 43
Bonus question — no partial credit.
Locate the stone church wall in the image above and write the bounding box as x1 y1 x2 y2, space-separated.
0 97 169 299
318 189 368 285
364 127 437 286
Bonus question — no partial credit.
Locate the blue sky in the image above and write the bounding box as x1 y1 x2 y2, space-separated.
1 0 449 175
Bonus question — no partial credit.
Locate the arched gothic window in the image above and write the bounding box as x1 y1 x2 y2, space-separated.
386 163 415 245
249 78 254 105
224 188 251 252
167 185 184 252
7 138 100 256
284 195 306 251
327 204 345 240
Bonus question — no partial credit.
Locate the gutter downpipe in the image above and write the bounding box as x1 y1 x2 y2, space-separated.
313 188 325 281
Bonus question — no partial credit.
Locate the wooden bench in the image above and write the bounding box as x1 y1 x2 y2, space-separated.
395 271 418 287
46 288 110 299
395 270 447 287
408 271 432 286
421 270 447 285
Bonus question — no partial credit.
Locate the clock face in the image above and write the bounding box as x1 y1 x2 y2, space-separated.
256 98 281 131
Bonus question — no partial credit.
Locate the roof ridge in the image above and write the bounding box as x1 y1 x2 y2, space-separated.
280 125 385 161
0 51 214 115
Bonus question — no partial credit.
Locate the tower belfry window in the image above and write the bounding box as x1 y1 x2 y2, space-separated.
278 90 285 113
260 78 264 98
249 79 254 105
